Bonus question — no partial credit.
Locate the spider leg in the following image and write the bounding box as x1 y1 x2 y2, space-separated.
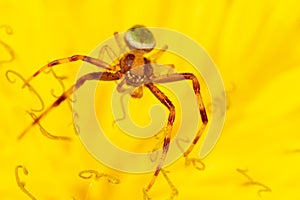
18 71 122 139
151 73 208 157
113 32 127 54
147 44 168 62
131 86 143 98
22 55 111 87
98 44 121 71
144 83 175 192
116 79 144 98
98 45 118 61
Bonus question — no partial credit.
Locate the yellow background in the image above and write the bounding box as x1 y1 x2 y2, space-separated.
1 0 300 199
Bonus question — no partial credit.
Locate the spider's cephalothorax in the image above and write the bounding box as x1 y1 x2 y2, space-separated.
120 51 153 87
20 25 208 197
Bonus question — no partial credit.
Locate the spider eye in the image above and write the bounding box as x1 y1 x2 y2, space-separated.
125 25 156 51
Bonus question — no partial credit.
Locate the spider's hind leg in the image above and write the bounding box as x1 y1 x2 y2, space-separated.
144 83 175 192
151 72 208 168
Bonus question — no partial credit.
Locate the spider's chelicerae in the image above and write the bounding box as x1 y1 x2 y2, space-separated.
20 25 208 193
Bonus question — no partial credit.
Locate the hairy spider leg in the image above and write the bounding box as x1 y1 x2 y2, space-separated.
113 32 127 54
18 71 122 139
147 44 168 62
97 44 122 72
151 73 208 157
22 55 111 88
144 83 175 192
98 45 118 61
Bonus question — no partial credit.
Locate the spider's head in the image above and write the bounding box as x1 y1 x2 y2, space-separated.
124 25 156 53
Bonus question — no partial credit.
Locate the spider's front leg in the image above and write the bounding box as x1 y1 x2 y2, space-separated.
147 44 168 62
18 71 122 139
144 83 175 192
22 55 111 87
113 31 127 54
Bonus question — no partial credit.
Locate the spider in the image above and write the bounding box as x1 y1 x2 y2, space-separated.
19 25 208 193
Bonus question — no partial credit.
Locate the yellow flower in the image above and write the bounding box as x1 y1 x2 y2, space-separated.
1 0 300 199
